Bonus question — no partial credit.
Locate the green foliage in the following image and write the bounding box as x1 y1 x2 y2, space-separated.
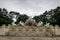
0 6 60 26
0 8 13 26
33 12 48 24
15 14 29 24
9 11 20 19
33 16 41 23
33 6 60 26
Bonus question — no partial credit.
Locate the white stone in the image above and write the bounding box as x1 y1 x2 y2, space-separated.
45 23 50 28
37 21 43 26
19 21 25 26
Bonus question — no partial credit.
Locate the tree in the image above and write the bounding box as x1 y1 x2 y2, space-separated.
9 11 20 20
3 8 8 16
33 16 40 23
33 14 47 24
53 7 60 26
46 6 60 26
0 8 13 26
33 6 60 26
15 14 29 24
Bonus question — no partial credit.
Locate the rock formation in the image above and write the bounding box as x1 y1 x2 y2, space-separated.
25 17 37 26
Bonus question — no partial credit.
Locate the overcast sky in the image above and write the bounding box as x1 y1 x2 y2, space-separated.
0 0 60 17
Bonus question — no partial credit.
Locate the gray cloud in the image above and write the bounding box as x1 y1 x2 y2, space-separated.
0 0 60 17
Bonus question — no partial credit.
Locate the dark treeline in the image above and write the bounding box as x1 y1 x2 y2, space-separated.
0 7 60 26
33 6 60 26
0 8 29 26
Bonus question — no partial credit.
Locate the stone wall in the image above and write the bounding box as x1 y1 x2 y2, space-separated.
0 25 60 37
0 37 57 40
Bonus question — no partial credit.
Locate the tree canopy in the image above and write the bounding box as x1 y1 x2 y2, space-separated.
15 14 29 24
0 7 60 26
33 6 60 26
0 8 13 26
